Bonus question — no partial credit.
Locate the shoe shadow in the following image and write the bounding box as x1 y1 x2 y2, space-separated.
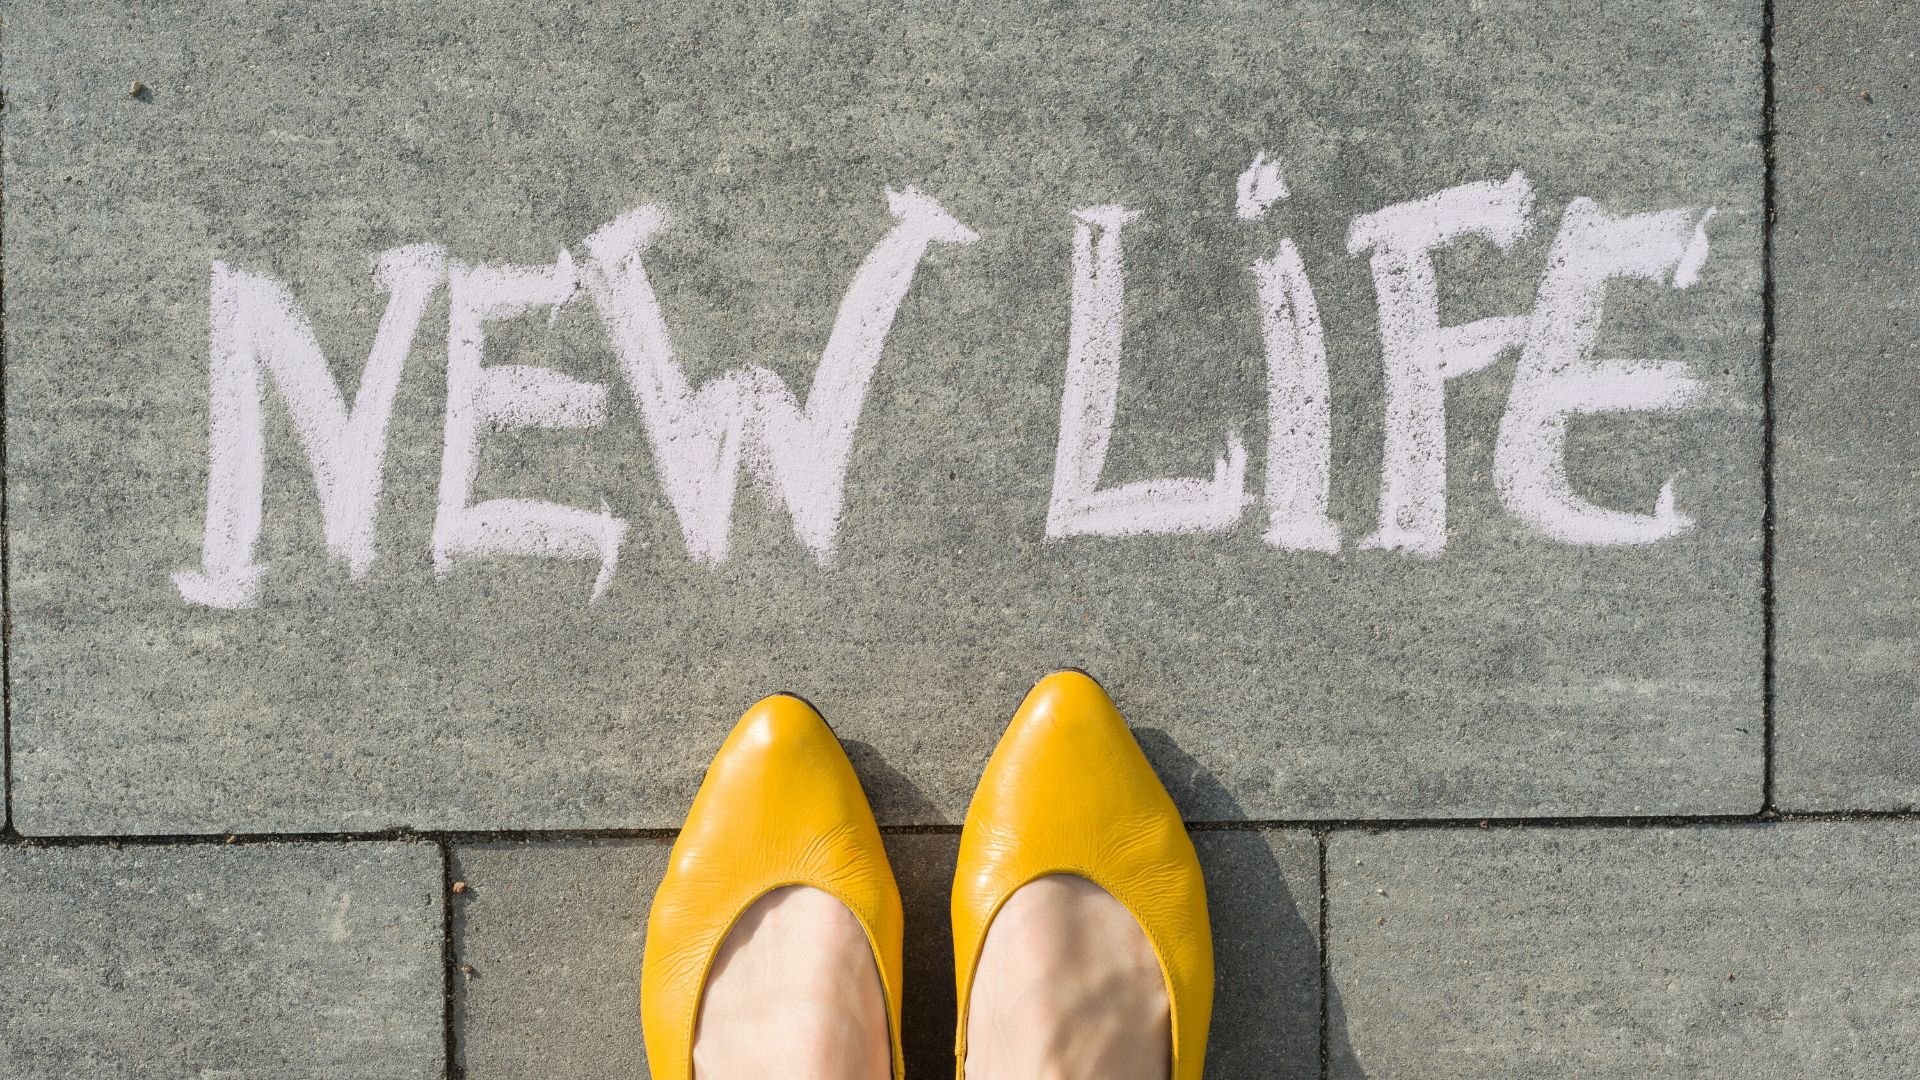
1133 727 1368 1080
841 738 944 823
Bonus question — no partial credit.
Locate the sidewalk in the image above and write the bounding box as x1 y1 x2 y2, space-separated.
2 2 1915 1077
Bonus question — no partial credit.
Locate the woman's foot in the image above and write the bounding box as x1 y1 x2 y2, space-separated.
692 885 891 1080
964 874 1172 1080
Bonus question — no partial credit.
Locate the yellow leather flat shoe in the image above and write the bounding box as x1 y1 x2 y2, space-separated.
951 670 1214 1079
641 694 905 1079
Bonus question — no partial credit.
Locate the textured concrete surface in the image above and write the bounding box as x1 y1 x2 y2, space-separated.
0 841 443 1079
450 839 664 1078
451 828 1318 1076
1772 2 1920 810
4 0 1763 833
1191 830 1323 1078
12 1 1916 1073
1325 823 1920 1079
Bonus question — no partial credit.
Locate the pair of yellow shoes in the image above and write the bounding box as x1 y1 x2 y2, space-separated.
641 670 1214 1079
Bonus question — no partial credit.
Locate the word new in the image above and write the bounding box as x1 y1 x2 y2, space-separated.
175 162 1717 608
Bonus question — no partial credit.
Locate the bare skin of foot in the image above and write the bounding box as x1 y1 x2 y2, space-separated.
692 885 891 1080
965 874 1171 1080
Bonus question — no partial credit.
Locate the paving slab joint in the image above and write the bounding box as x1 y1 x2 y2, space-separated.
441 838 463 1080
1758 0 1781 815
7 810 1920 849
1315 830 1331 1080
2 140 11 835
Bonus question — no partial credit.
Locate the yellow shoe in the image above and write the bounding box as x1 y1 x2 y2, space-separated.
641 694 905 1079
951 670 1214 1079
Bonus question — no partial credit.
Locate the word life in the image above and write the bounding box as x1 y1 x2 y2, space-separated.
175 159 1717 607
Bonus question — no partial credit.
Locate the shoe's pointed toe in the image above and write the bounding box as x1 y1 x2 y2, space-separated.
641 694 904 1079
688 694 866 842
951 671 1214 1079
987 670 1141 783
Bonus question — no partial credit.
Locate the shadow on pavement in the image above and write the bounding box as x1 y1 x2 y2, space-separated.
842 738 945 822
1136 727 1367 1079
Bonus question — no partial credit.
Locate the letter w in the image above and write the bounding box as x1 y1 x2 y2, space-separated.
581 188 976 563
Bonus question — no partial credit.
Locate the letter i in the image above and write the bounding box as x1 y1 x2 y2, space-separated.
1241 154 1341 552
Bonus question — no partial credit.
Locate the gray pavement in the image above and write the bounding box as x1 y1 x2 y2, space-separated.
0 842 443 1079
1326 823 1920 1079
5 0 1761 834
1772 1 1920 810
450 830 1321 1077
452 840 664 1079
1 0 1916 1076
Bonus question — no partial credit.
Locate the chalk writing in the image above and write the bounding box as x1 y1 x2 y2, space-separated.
175 164 1716 607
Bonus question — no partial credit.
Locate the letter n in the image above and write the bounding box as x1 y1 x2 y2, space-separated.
174 245 445 608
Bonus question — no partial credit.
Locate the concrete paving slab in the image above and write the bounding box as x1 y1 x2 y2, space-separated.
0 841 443 1079
1192 830 1323 1078
452 828 1317 1076
450 839 665 1078
1771 2 1920 810
1325 823 1920 1078
449 835 966 1078
5 0 1763 832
